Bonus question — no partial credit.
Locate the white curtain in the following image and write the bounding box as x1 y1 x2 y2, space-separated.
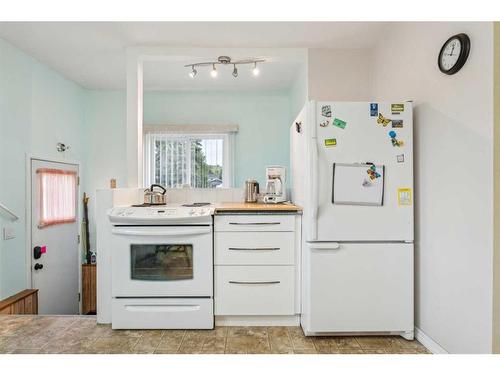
37 168 77 228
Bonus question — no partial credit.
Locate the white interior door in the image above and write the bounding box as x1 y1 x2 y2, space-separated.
31 159 80 315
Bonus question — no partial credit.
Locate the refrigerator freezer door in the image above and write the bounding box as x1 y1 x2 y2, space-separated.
313 102 413 241
301 242 413 334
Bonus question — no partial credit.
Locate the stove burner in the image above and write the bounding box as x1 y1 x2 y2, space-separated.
182 203 211 207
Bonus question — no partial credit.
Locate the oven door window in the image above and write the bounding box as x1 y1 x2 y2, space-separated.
131 244 193 281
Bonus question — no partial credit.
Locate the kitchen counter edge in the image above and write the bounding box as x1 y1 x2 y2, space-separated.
214 202 302 214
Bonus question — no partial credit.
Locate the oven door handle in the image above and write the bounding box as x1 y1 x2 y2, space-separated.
111 227 212 237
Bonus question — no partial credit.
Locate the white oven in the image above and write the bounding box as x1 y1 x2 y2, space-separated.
108 205 214 329
111 225 213 297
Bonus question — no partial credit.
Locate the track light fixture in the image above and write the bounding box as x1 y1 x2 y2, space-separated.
210 64 218 78
252 62 260 76
185 56 265 79
189 65 197 78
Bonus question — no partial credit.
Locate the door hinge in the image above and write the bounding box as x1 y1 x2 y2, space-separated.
78 292 81 302
77 235 80 244
77 176 80 186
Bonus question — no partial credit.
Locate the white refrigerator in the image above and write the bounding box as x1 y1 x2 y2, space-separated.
291 101 414 339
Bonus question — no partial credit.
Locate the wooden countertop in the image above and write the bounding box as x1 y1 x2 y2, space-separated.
214 202 302 213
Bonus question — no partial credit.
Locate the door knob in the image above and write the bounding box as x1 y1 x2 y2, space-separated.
34 263 43 270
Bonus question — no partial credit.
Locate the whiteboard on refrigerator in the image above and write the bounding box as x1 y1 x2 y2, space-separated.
332 163 384 206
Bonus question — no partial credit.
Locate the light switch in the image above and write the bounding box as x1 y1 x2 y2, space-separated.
3 227 15 240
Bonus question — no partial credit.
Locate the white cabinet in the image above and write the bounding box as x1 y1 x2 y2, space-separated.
215 265 294 315
214 214 300 317
214 231 294 265
215 215 295 232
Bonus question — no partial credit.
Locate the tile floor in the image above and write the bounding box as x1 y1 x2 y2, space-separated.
0 315 430 354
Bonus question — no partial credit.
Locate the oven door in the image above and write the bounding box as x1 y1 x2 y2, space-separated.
111 225 213 297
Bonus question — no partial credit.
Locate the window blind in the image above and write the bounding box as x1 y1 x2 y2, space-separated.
144 133 227 188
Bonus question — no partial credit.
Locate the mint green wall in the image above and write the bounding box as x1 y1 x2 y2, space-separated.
82 90 127 251
144 90 291 188
81 89 292 251
0 38 85 299
0 37 295 299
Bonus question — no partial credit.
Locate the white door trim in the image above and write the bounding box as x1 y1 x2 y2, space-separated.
25 153 83 314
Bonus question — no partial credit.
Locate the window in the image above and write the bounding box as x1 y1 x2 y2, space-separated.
143 125 236 188
130 244 193 281
36 168 77 228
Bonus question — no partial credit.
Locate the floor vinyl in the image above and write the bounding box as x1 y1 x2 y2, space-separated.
0 315 430 354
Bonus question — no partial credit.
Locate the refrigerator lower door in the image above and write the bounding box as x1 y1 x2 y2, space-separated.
301 242 413 335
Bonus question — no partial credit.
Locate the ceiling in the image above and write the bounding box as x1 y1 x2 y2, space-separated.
0 22 388 90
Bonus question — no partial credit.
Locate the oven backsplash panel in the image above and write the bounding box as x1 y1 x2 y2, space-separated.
107 187 245 207
164 188 245 204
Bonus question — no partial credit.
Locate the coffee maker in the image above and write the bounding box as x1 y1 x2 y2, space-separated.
263 166 287 204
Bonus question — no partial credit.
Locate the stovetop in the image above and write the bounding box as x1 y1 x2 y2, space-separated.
108 203 215 225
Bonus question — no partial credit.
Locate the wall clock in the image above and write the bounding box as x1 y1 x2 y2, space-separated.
438 33 470 75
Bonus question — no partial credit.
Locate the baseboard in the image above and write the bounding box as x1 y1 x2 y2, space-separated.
215 315 300 326
415 327 448 354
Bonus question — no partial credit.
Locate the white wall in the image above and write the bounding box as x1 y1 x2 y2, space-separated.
289 62 308 122
370 22 494 353
494 22 500 354
308 48 372 101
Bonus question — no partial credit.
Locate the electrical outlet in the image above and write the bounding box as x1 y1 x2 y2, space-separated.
3 227 15 240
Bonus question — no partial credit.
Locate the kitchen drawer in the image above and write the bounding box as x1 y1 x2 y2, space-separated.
215 265 294 315
112 298 214 329
215 232 294 265
215 215 295 232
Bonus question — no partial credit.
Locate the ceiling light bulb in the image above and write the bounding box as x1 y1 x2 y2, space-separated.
252 62 260 76
189 66 197 78
210 64 218 78
232 64 238 78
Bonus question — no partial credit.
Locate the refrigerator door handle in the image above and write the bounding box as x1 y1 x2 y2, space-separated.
310 134 319 241
308 242 340 250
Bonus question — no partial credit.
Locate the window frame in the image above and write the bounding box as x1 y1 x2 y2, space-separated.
143 126 236 189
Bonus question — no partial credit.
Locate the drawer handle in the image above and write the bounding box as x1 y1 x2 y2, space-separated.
229 281 280 285
125 304 201 313
228 247 280 251
228 222 281 226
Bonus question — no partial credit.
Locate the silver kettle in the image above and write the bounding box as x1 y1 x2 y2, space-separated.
144 184 167 205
